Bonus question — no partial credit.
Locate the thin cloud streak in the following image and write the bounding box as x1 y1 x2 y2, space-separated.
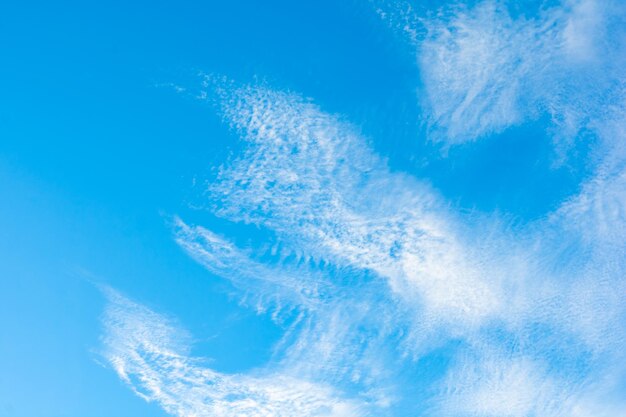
101 287 365 417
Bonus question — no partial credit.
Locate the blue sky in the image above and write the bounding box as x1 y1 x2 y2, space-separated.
1 0 625 416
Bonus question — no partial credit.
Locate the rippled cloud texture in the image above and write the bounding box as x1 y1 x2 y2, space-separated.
100 1 625 416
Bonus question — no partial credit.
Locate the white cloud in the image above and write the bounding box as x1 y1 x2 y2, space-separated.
438 337 626 417
201 81 625 416
172 216 410 405
563 0 605 62
438 348 574 417
100 287 364 417
104 52 626 415
419 1 546 142
173 217 335 316
555 168 626 246
208 83 509 331
407 0 626 147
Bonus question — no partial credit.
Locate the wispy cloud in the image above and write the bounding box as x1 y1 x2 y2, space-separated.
380 0 626 149
99 2 626 414
100 71 626 414
99 78 626 416
173 217 335 316
208 83 509 331
100 287 365 417
440 352 567 417
172 216 409 408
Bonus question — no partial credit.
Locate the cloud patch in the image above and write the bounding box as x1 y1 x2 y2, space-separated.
97 74 626 416
100 287 364 417
382 0 626 149
98 2 626 411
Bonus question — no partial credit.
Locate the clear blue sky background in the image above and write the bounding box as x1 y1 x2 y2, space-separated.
1 1 624 416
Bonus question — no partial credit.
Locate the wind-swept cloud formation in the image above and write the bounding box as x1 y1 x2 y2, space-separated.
103 79 624 416
101 287 364 417
206 84 515 332
100 1 626 415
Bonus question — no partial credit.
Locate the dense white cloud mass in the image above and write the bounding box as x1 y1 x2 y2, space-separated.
99 1 626 415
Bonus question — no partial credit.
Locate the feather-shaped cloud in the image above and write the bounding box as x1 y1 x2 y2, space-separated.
101 287 364 417
99 1 626 414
